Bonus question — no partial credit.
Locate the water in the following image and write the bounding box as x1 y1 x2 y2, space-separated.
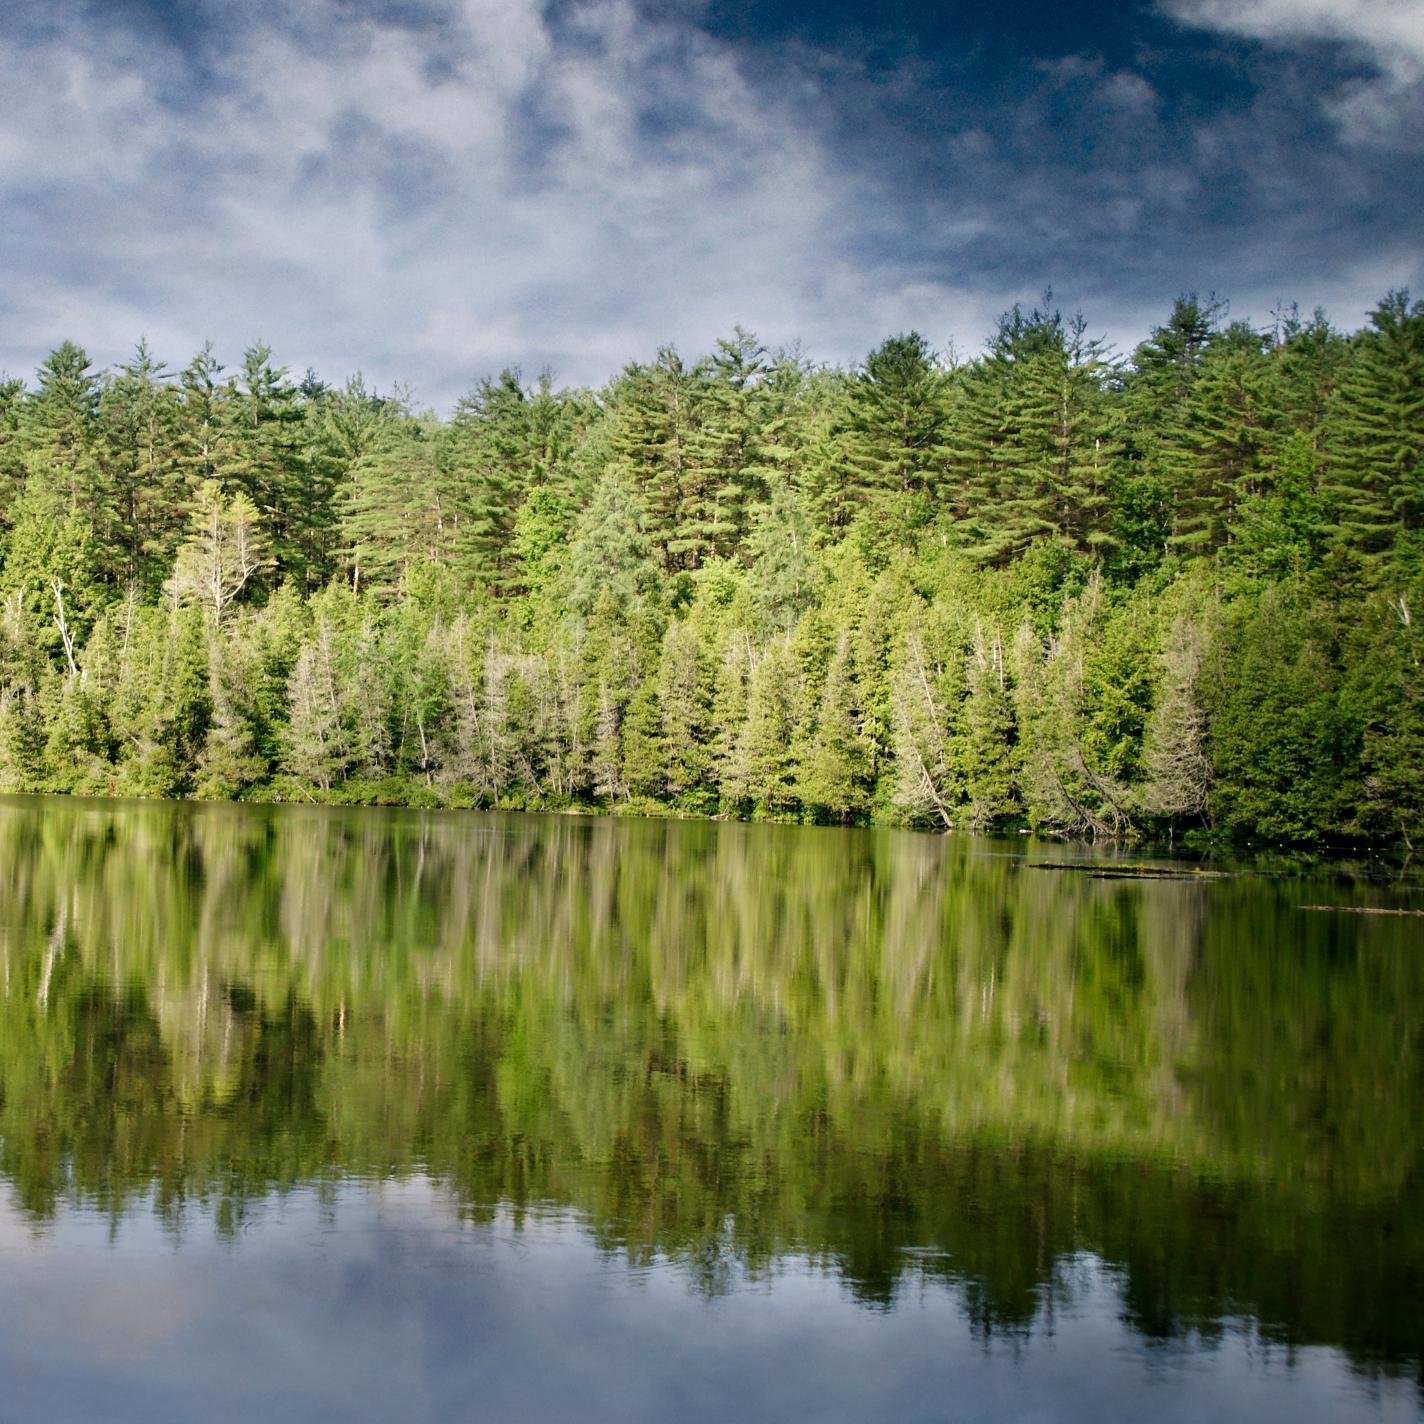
0 797 1420 1422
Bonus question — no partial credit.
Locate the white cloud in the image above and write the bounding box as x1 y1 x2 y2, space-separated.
1162 0 1424 147
1162 0 1424 79
0 0 1006 405
0 0 1416 403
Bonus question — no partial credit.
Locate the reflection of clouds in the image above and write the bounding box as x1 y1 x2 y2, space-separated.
0 1185 1408 1424
0 1198 203 1364
0 1193 52 1255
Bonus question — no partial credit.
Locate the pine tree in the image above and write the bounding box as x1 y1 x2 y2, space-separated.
745 475 817 633
99 340 185 593
797 632 869 820
0 376 27 558
658 620 713 801
728 639 800 811
1349 583 1424 845
0 685 45 792
795 368 859 535
341 416 455 597
1128 295 1223 413
445 370 539 591
607 350 700 569
105 604 210 796
0 482 102 670
195 625 268 798
175 343 241 490
1203 584 1351 839
951 304 1116 563
681 329 768 563
228 344 313 589
1112 296 1225 571
1139 613 1211 822
620 677 664 799
20 344 109 568
566 466 658 617
956 626 1018 829
1168 322 1274 555
1324 291 1424 560
281 622 350 793
844 333 949 499
590 680 625 801
711 632 754 801
41 672 110 793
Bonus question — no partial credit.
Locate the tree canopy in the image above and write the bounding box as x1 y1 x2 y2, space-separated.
0 291 1420 844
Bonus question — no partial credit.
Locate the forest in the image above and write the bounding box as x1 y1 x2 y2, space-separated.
0 290 1420 843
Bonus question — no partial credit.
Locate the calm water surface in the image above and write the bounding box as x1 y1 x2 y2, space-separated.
0 797 1420 1422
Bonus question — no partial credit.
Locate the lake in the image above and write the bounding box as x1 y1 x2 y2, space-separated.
0 796 1420 1422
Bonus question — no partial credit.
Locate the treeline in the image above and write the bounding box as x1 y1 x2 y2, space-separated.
0 291 1421 841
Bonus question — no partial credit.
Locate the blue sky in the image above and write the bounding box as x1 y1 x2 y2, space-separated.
1 0 1421 407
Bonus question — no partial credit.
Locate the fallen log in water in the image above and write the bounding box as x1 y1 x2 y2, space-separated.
1300 904 1424 917
1027 862 1233 881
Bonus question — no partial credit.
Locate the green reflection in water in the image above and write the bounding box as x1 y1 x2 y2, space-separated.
0 798 1420 1379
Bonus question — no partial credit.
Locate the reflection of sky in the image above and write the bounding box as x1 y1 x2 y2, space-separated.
0 1183 1410 1423
1 0 1421 407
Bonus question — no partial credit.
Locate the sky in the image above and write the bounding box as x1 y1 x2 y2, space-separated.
1 0 1421 408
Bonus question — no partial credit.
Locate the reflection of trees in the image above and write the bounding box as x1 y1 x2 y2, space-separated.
0 799 1420 1379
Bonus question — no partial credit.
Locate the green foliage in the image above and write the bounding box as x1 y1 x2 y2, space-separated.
1325 291 1424 558
797 632 870 821
1202 584 1354 840
0 292 1418 842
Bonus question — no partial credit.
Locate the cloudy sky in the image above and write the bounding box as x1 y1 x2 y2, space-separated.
2 0 1421 407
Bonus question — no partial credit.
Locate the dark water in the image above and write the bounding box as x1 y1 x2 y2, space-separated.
0 798 1421 1423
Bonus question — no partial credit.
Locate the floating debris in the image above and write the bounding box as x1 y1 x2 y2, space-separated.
1300 904 1424 917
1027 862 1232 881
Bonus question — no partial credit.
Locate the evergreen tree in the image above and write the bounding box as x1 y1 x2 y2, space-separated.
196 623 268 798
100 340 185 593
20 343 108 566
745 475 817 633
281 621 351 793
727 639 800 811
1353 584 1424 845
0 685 45 792
956 626 1018 829
1168 322 1274 554
566 466 658 617
0 298 1416 843
658 620 713 802
797 632 869 820
228 344 313 589
445 370 538 591
845 333 949 499
1324 291 1424 559
680 329 768 563
607 350 700 569
0 376 27 559
951 304 1116 562
1203 584 1352 840
341 416 454 597
1139 613 1211 824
